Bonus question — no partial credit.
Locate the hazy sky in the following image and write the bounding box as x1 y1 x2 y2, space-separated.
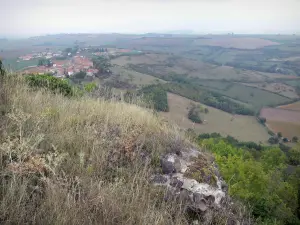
1 0 299 37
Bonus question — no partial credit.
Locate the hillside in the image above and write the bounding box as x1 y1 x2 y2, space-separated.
0 72 253 224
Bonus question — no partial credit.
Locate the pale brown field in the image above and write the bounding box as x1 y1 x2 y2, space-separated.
266 120 300 139
260 107 300 138
111 54 169 66
110 65 166 86
194 37 280 49
278 101 300 111
260 107 300 124
160 93 270 143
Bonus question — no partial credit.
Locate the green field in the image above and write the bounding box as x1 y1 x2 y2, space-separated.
3 58 39 71
196 80 292 110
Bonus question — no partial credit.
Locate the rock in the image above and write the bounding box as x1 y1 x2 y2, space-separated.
161 154 181 174
191 220 199 225
193 193 208 212
170 177 183 188
221 180 228 192
161 160 176 174
204 195 215 205
179 189 191 202
174 158 182 172
152 174 168 184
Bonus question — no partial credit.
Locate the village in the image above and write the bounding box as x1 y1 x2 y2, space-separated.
20 47 142 78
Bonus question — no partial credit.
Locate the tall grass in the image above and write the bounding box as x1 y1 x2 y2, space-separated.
0 75 188 225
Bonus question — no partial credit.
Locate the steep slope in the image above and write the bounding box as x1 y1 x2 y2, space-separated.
0 74 250 225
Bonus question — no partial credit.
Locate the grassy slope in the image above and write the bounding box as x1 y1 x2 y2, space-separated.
0 75 192 225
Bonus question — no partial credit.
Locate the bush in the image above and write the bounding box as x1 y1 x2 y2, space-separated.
292 136 298 143
25 74 74 97
139 85 169 112
258 117 266 124
268 136 279 144
282 137 288 143
188 105 202 124
201 138 300 224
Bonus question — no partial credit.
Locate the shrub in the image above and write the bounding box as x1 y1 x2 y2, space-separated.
25 74 74 97
258 117 266 124
292 136 298 143
188 104 202 124
139 85 169 112
268 136 279 144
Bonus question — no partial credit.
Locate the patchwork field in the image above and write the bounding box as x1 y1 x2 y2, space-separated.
160 93 270 143
112 53 293 82
193 37 280 49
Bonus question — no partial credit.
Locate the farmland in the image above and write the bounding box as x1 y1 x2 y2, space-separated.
160 93 270 143
2 33 300 143
260 107 300 139
278 101 300 111
193 37 280 49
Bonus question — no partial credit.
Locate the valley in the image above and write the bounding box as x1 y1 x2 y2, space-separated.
2 33 300 143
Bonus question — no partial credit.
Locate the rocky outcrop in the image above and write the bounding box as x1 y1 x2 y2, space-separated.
151 147 227 215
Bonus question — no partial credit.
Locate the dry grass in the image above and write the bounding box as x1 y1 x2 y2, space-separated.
0 75 254 225
0 75 191 225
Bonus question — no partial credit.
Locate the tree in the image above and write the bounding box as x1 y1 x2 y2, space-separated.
268 136 279 144
258 117 266 124
283 137 289 143
73 71 86 79
292 136 298 143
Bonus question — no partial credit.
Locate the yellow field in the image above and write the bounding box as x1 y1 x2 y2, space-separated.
160 93 270 143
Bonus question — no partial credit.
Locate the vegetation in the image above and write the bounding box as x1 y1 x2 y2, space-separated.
0 73 193 225
92 56 111 75
139 84 169 112
200 137 300 225
163 83 255 115
188 104 202 123
38 58 52 67
25 74 74 96
73 71 87 79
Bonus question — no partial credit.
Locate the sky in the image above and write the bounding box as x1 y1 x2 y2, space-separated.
0 0 299 37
